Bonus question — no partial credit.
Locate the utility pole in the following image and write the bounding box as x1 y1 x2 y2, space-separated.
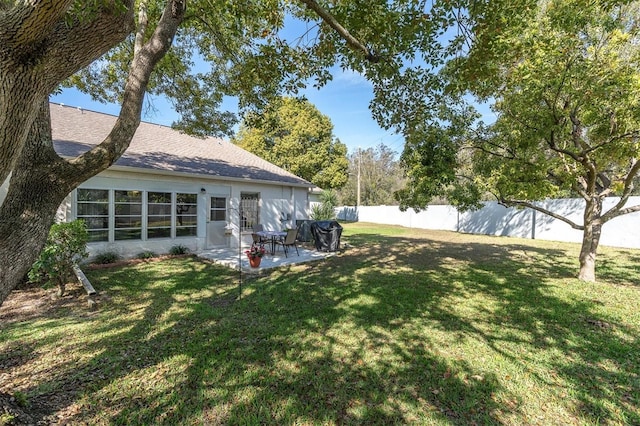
357 147 361 208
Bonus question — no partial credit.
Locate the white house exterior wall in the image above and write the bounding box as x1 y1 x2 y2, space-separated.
57 169 311 259
294 187 310 222
0 105 316 261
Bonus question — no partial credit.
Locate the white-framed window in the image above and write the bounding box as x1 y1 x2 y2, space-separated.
210 197 227 221
147 192 172 239
76 188 109 242
240 193 259 232
176 193 197 237
76 188 198 241
114 190 142 240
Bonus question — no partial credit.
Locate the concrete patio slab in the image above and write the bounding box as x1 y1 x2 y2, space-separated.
197 246 336 273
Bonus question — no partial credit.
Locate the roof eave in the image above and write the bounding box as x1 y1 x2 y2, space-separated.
105 164 314 189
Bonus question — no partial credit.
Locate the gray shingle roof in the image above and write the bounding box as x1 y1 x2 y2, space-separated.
50 103 313 187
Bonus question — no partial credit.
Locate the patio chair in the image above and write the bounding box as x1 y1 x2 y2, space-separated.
275 228 299 257
252 224 268 243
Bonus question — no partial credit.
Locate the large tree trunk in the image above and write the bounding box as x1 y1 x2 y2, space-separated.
578 197 602 282
0 187 65 305
0 2 137 305
0 1 185 307
0 102 76 305
0 1 136 183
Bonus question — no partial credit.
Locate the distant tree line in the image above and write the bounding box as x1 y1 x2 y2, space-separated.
337 144 405 207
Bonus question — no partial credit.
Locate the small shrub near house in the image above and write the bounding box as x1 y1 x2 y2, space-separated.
136 250 157 260
93 251 121 265
28 220 89 297
169 245 190 255
310 189 337 220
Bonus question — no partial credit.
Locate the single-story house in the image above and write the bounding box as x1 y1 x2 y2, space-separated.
4 103 316 258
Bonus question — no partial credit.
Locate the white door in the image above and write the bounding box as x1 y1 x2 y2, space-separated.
207 196 228 247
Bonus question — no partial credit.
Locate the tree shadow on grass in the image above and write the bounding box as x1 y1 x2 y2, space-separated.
595 248 640 287
334 233 639 424
1 234 638 425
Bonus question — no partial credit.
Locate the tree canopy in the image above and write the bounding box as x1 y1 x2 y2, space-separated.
60 0 457 138
233 97 349 189
395 0 640 281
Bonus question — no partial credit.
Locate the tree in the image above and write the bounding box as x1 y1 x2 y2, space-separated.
0 0 475 306
0 0 184 306
338 144 405 206
396 0 640 282
233 97 349 189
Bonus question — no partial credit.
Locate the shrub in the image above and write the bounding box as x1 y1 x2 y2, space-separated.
28 220 89 297
136 250 157 259
169 245 190 255
93 251 120 265
310 189 337 220
13 391 29 408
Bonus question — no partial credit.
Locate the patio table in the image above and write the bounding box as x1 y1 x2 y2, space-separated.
256 230 287 255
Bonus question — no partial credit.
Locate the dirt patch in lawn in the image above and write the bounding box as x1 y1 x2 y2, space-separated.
0 281 92 325
0 282 100 425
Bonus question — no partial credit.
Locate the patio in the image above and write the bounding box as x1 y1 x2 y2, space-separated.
197 245 336 273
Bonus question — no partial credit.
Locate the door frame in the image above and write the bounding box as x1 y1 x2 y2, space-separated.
206 194 229 248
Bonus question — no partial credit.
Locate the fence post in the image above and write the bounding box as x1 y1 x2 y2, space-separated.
531 209 536 239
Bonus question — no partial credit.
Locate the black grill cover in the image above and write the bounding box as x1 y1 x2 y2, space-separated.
310 220 343 252
295 220 314 242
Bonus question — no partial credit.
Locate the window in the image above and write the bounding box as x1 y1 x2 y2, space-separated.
147 192 172 239
210 197 227 221
176 193 197 237
240 193 259 232
77 189 109 242
115 190 142 240
77 188 199 242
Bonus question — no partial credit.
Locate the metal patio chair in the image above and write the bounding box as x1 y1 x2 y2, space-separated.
252 224 268 243
275 228 299 257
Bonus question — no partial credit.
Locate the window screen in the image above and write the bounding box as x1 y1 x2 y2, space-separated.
77 189 109 242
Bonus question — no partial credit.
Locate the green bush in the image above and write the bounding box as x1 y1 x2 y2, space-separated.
310 203 333 220
310 189 337 220
169 245 190 255
136 250 157 259
13 391 29 408
28 220 89 297
93 251 121 265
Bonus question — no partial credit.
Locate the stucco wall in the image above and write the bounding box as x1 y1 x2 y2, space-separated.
336 197 640 249
57 169 312 259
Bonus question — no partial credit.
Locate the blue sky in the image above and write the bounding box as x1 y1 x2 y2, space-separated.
50 67 404 157
48 9 498 161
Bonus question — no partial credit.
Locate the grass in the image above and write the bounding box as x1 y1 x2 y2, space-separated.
1 222 639 425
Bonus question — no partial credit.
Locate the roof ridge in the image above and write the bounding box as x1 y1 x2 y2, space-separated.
50 101 181 131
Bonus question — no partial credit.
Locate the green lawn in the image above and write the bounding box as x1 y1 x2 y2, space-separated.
1 222 639 425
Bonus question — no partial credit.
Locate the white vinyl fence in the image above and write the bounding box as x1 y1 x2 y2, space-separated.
336 197 640 249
